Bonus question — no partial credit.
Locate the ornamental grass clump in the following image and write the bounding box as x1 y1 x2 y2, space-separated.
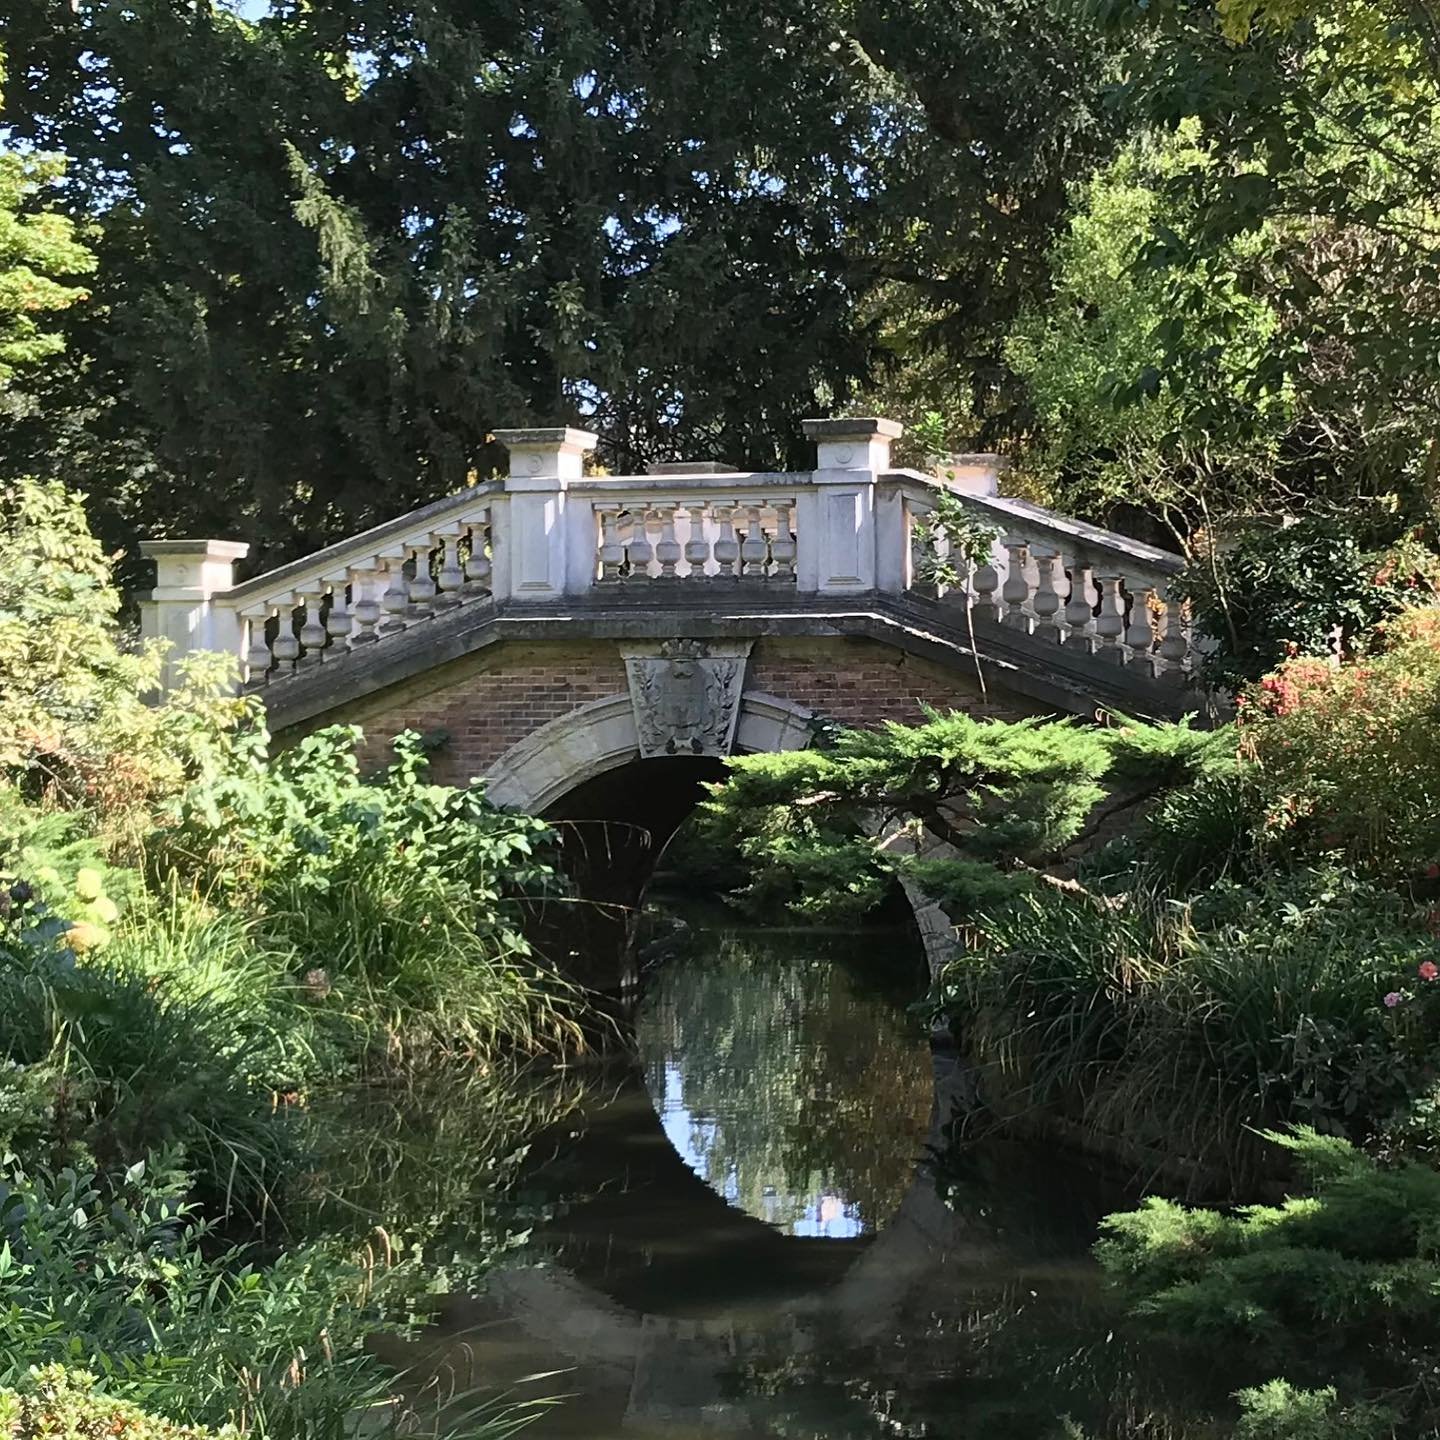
0 900 306 1217
944 868 1440 1190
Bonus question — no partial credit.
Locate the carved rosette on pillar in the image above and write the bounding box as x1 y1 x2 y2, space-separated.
620 639 753 758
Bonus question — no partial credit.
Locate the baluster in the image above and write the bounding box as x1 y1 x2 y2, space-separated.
972 546 1002 624
323 580 353 651
1001 538 1033 631
272 599 301 675
713 504 739 578
464 519 492 596
682 501 712 580
771 500 796 583
596 504 625 583
296 587 328 666
243 611 273 686
1126 585 1158 674
655 501 681 580
1094 574 1125 663
1064 564 1097 652
904 506 938 596
1158 594 1190 682
379 555 410 634
434 531 465 608
1031 547 1062 641
351 568 382 645
739 504 768 579
625 507 654 580
407 544 437 616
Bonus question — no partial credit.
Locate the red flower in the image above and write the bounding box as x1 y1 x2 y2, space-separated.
1420 961 1438 982
1426 863 1440 880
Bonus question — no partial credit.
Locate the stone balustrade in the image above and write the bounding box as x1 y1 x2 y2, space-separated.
139 417 1201 693
897 478 1193 681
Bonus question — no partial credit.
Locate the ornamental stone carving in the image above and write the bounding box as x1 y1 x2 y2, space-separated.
620 639 753 758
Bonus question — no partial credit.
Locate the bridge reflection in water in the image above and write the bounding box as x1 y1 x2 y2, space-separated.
390 916 1142 1439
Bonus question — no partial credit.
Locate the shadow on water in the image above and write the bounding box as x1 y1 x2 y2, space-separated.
381 907 1228 1439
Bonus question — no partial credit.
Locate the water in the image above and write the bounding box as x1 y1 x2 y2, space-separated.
387 914 1213 1438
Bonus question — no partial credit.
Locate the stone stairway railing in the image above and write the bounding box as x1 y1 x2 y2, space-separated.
139 417 1198 693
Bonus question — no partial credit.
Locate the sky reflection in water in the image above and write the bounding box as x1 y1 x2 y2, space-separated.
636 931 933 1239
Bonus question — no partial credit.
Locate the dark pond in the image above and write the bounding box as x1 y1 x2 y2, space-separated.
388 909 1217 1438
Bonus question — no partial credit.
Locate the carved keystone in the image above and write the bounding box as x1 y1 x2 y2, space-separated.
619 639 753 759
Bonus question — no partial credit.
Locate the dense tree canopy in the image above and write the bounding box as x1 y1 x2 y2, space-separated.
0 0 1118 566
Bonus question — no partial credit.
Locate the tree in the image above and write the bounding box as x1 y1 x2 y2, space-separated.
0 51 93 384
1004 123 1287 546
0 0 1120 567
1093 0 1440 529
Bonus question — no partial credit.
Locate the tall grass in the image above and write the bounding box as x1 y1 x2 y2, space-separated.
944 869 1437 1193
255 869 585 1067
0 902 306 1217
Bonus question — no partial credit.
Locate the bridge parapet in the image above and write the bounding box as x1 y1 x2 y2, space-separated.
139 416 1201 700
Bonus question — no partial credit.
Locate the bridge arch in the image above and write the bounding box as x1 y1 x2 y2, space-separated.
482 686 955 987
483 690 816 814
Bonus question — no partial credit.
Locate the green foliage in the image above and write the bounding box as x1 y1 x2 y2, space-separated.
1232 1381 1393 1440
706 711 1111 922
1097 1129 1438 1435
0 903 304 1212
1092 0 1440 537
0 1153 543 1440
0 478 250 849
168 725 580 1060
0 53 95 385
1005 123 1285 531
910 489 1002 592
944 869 1440 1187
0 1367 226 1440
1101 715 1235 788
1175 513 1438 686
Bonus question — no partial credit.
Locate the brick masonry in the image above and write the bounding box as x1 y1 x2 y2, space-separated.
304 635 1039 788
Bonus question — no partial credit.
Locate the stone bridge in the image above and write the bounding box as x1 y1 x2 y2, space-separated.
141 416 1199 970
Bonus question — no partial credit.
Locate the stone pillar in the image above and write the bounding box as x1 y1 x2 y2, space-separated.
799 417 902 596
930 453 1008 497
139 539 250 692
493 426 598 600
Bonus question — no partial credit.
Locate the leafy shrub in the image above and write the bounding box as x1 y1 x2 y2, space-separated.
1232 1380 1393 1440
1174 510 1438 687
165 726 580 1061
0 1367 226 1440
0 1151 548 1440
1236 608 1440 884
1097 1129 1434 1436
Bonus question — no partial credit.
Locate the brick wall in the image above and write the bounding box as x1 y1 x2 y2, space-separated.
747 637 1033 728
301 635 1038 785
337 643 627 785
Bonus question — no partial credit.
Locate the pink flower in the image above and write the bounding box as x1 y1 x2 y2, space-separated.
1427 863 1440 880
1384 991 1405 1008
1421 961 1439 982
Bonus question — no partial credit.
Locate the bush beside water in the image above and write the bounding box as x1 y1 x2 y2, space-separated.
0 481 573 1439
